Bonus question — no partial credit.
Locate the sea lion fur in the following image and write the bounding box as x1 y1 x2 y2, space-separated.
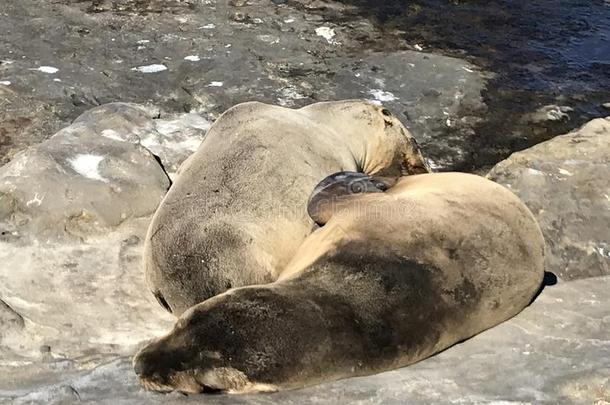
134 172 545 394
143 100 429 316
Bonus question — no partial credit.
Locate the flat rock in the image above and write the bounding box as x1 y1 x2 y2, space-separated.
1 276 608 404
0 299 24 341
488 117 610 280
0 222 174 386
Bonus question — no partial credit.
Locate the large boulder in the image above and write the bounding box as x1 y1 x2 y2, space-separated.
73 103 211 174
488 117 610 281
0 103 211 243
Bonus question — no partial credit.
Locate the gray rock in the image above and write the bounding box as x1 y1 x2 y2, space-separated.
0 86 67 166
330 51 486 170
488 117 610 280
0 299 24 340
0 0 487 171
2 276 608 404
525 104 574 124
0 221 174 377
73 103 211 174
0 105 171 242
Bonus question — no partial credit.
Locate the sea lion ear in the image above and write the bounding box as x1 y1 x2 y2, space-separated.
403 134 432 174
307 171 393 226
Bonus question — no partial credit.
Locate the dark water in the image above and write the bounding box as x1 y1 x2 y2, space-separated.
320 0 610 168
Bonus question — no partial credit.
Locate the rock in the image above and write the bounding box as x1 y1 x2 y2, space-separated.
0 86 66 166
0 102 208 243
488 117 610 280
14 384 81 405
2 276 608 404
330 51 485 170
0 221 174 374
71 103 211 174
143 112 211 174
0 104 171 243
0 299 24 340
0 0 486 171
525 104 574 124
0 102 203 380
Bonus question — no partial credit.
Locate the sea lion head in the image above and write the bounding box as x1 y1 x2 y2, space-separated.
133 308 230 394
307 171 396 226
133 298 278 395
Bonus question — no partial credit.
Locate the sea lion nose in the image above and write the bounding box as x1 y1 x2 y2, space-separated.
133 349 158 377
133 339 176 378
133 352 146 376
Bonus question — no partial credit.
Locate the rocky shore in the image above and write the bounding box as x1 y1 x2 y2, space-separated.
1 0 487 171
1 105 608 404
0 0 608 403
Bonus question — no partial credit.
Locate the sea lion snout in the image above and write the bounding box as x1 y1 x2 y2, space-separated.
133 337 176 379
133 332 206 394
134 301 282 394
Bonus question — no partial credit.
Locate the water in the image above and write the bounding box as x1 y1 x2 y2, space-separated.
322 0 610 168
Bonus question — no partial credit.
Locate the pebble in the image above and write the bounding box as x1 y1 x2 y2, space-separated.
130 64 168 73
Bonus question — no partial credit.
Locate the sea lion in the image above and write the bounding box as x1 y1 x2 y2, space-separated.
307 171 396 225
144 101 429 316
134 172 545 394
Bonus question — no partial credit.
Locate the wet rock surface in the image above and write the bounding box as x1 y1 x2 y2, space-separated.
5 0 607 171
0 86 63 167
0 0 486 171
488 117 610 281
304 0 610 169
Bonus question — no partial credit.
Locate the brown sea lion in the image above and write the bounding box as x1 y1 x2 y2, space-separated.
143 101 429 316
134 172 545 394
